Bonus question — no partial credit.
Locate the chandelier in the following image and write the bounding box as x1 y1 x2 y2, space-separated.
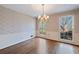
38 4 49 21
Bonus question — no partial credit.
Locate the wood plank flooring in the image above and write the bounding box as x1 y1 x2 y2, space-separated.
0 38 79 54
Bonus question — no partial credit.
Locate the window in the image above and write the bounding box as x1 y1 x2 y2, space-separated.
39 19 47 34
59 15 74 40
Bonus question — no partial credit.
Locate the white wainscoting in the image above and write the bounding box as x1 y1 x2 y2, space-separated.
37 31 58 40
0 32 35 49
37 31 79 45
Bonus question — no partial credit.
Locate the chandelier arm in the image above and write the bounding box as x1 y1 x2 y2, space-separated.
38 4 49 20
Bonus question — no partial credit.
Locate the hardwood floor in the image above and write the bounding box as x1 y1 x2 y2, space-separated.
0 38 79 54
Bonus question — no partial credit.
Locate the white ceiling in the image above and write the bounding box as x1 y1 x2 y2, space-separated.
1 4 79 17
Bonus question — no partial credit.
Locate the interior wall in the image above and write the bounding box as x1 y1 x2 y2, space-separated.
36 8 79 45
0 6 36 49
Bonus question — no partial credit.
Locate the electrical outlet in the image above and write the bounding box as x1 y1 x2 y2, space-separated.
31 35 33 37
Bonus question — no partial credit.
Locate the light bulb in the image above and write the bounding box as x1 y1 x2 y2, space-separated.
38 16 41 19
47 16 49 19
